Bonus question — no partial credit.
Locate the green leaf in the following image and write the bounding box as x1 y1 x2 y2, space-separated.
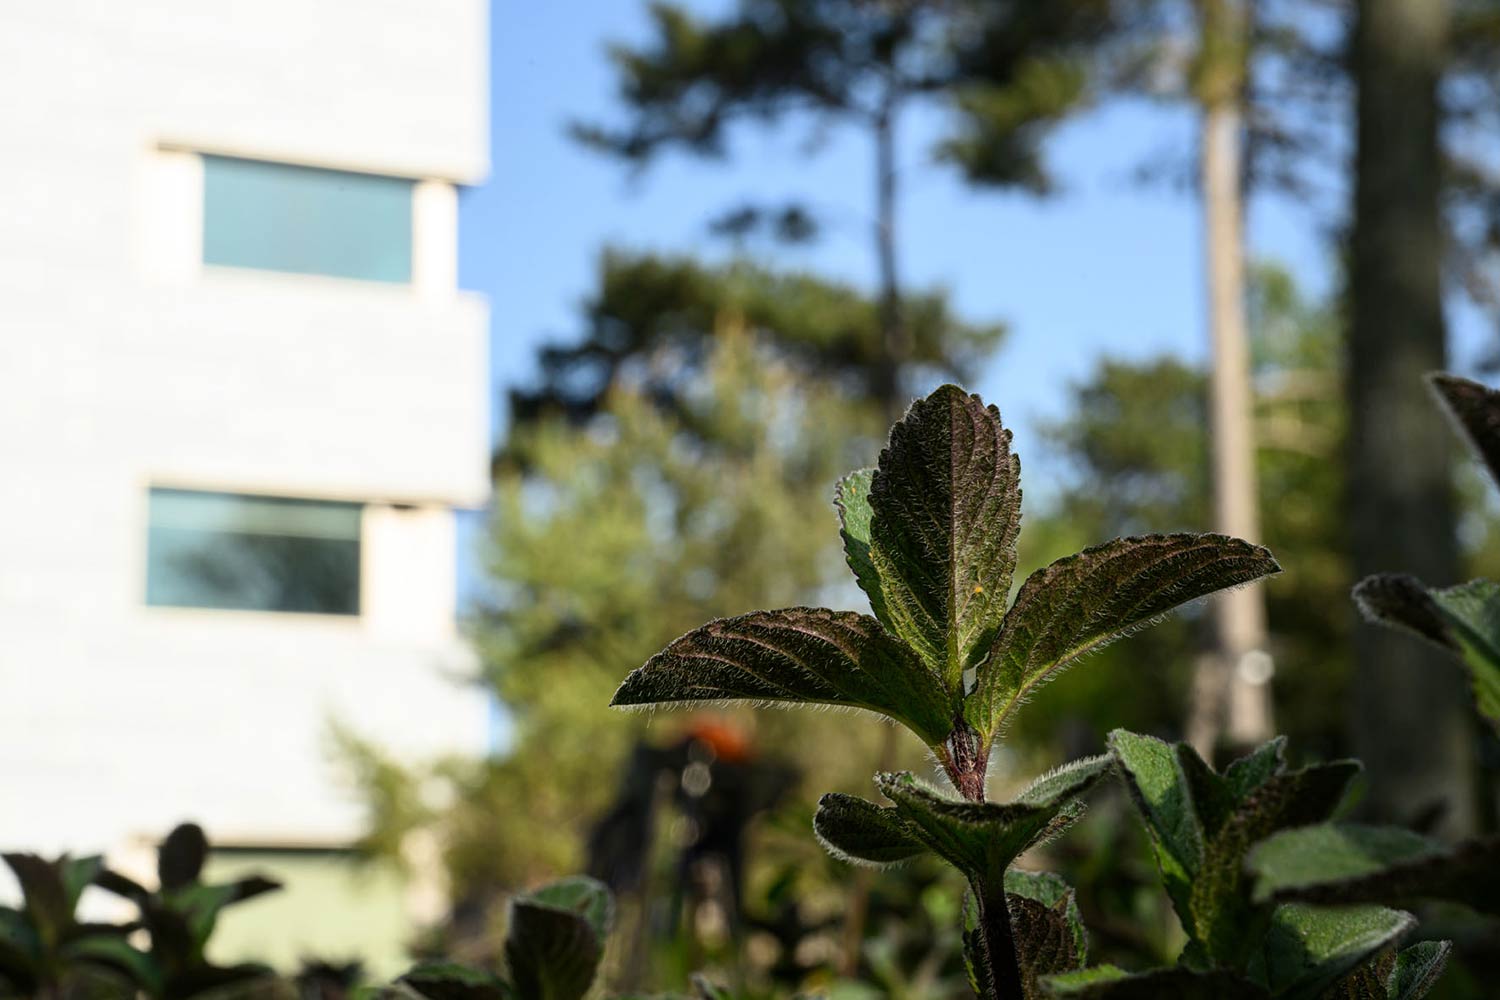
1106 731 1204 920
610 607 956 748
1042 966 1269 998
1354 575 1500 731
1250 903 1413 1000
1429 373 1500 486
1388 940 1452 1000
835 468 885 622
60 936 161 995
970 534 1279 742
524 877 611 944
1190 760 1361 967
866 384 1023 689
504 878 610 1000
813 793 927 867
1223 737 1287 800
1249 824 1500 915
874 757 1109 883
398 961 514 1000
59 857 103 916
3 855 70 949
0 907 40 991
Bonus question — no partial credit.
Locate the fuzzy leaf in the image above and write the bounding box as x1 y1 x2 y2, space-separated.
1223 737 1287 800
813 793 927 867
1250 903 1413 1000
1249 825 1500 915
835 468 886 622
866 384 1022 689
1042 966 1269 998
504 878 610 1000
1190 761 1361 966
1430 373 1500 486
611 607 956 748
1388 941 1452 999
1006 870 1088 966
970 534 1279 741
1106 731 1204 919
1009 893 1083 998
874 757 1110 882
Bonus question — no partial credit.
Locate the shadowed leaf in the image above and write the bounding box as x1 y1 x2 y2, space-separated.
504 877 610 1000
610 607 956 747
1251 904 1414 1000
1389 941 1452 999
1010 893 1082 997
1106 731 1204 920
867 384 1022 689
60 937 160 995
970 534 1279 741
1249 824 1500 915
1353 575 1500 731
3 855 69 949
813 793 927 867
1007 869 1087 966
1430 373 1500 486
399 960 514 1000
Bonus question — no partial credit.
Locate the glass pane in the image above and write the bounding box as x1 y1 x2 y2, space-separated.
147 489 361 615
202 155 413 283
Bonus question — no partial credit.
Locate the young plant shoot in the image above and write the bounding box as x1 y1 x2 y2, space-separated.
611 385 1280 998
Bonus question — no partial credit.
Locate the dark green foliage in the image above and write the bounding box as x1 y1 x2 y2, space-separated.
94 822 280 1000
1249 824 1500 916
1107 729 1363 971
0 852 139 997
379 878 610 1000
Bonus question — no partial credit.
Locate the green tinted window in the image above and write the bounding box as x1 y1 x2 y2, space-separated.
202 155 413 283
147 489 361 615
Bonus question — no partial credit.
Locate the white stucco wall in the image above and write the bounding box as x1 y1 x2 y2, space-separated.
0 0 492 856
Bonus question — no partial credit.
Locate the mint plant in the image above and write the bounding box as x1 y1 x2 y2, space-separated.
1041 730 1449 999
608 385 1279 998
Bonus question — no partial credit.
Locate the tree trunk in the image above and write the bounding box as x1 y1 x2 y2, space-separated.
1348 0 1475 834
873 96 907 420
1187 0 1275 761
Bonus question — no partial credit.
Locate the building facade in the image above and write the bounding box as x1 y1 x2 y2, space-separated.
0 0 491 971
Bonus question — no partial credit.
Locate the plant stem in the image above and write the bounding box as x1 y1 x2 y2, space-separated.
973 874 1025 1000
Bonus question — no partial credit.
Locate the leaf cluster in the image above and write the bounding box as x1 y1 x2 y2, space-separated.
1 823 280 1000
613 384 1278 996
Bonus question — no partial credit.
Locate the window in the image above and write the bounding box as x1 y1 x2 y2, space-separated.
201 155 413 283
146 489 361 615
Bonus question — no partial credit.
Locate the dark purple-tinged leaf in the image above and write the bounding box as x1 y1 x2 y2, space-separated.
1042 966 1269 998
1009 893 1083 998
873 756 1110 883
813 793 927 868
158 823 208 891
1006 869 1088 966
867 384 1023 690
970 534 1279 741
1429 373 1500 487
1352 575 1456 651
1249 824 1500 915
611 607 957 748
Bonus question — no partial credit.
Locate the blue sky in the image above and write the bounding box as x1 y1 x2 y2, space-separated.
456 1 1486 583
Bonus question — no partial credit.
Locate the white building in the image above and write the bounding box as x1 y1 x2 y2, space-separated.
0 0 491 971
